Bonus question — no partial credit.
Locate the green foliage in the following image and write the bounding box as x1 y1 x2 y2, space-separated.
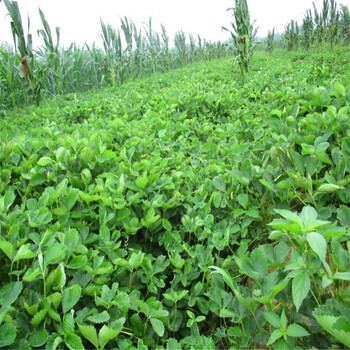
1 45 350 349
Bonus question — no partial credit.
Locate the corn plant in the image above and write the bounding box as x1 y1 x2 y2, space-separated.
189 34 196 63
174 30 187 67
143 18 156 74
3 0 42 104
37 8 62 94
284 20 299 50
328 0 340 46
222 0 258 76
266 27 275 53
121 17 136 80
0 44 22 107
339 4 350 45
100 20 123 86
133 26 145 78
313 0 330 45
302 10 314 50
160 24 171 71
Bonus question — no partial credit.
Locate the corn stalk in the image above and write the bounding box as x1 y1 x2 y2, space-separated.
284 20 299 50
37 8 62 94
340 4 350 45
160 24 171 71
144 18 156 74
100 20 123 86
120 17 135 80
266 27 275 53
3 0 42 104
174 30 187 67
222 0 258 77
302 10 314 50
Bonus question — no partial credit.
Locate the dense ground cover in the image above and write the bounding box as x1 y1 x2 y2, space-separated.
1 47 350 349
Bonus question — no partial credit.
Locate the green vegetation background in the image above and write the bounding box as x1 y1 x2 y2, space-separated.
1 46 350 348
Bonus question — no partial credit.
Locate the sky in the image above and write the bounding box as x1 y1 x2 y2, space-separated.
1 0 350 48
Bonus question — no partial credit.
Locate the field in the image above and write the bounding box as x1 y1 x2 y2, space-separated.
1 46 350 349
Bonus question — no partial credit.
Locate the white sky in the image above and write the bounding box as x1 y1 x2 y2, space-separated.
1 0 350 48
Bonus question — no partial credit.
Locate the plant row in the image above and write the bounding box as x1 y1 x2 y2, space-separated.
0 0 231 109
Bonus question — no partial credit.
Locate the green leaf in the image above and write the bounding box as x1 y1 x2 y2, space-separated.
67 255 87 269
313 300 350 347
98 325 122 350
212 191 222 208
286 323 310 337
219 309 236 318
87 310 110 324
62 284 82 314
0 189 16 213
333 272 350 281
150 317 165 337
0 281 23 306
13 243 35 261
81 168 92 186
250 248 268 279
45 334 63 350
52 207 67 216
274 209 303 226
317 184 344 193
23 267 41 282
337 206 350 226
290 150 305 175
210 266 258 313
135 176 148 189
166 338 182 350
237 193 249 209
31 309 48 327
162 219 172 231
306 231 327 263
63 313 75 334
280 308 287 330
263 311 281 329
267 329 283 345
129 251 144 270
212 175 226 192
64 333 84 350
47 307 61 323
77 324 98 349
130 314 143 337
37 157 54 166
64 229 79 258
292 271 310 311
30 173 46 186
63 189 79 211
0 323 17 347
0 240 14 260
334 82 345 96
246 207 259 218
270 279 289 299
195 315 206 322
28 327 48 347
227 326 244 337
44 243 66 269
300 206 318 225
